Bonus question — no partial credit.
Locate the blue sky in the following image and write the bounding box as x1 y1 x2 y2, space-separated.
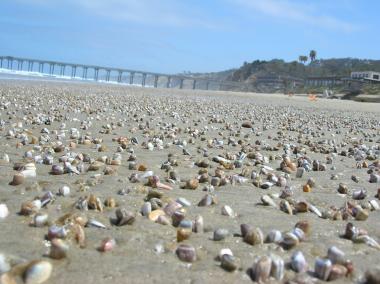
1 0 379 73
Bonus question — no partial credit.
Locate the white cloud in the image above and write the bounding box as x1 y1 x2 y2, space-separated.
232 0 359 33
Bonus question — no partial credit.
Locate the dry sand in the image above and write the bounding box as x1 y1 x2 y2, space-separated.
0 80 379 284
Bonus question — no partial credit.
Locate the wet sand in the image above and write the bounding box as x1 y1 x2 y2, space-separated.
0 80 379 284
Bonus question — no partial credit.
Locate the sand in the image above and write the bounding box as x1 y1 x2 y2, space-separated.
0 79 379 284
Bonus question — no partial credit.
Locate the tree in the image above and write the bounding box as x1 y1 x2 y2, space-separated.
298 55 308 64
309 50 317 61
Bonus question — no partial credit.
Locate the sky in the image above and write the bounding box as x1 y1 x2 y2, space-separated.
1 0 379 74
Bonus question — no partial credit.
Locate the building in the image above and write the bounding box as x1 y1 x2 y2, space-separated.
351 71 380 81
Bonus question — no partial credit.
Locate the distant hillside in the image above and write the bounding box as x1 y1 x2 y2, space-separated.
228 58 380 82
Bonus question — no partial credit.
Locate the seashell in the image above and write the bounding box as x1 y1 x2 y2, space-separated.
327 246 345 264
241 121 252 128
104 197 116 208
270 254 284 280
291 251 307 273
176 197 191 207
221 254 240 272
295 201 308 213
32 213 49 227
178 220 193 229
176 244 197 262
314 258 332 281
369 173 380 183
156 215 171 225
0 204 9 219
261 195 277 207
148 209 165 222
87 194 103 212
353 235 380 249
265 230 282 243
219 248 233 260
88 161 103 171
50 164 64 175
279 200 293 215
99 237 116 252
210 176 221 186
141 202 152 216
352 189 367 200
338 183 348 194
251 256 271 283
193 215 204 233
308 204 322 218
260 181 273 190
303 184 311 192
295 220 310 235
103 166 116 175
296 167 304 178
198 194 217 207
49 238 69 259
40 191 54 207
163 201 182 216
328 264 348 281
280 186 293 199
10 172 25 185
171 210 186 227
354 206 369 221
281 232 299 249
185 178 199 190
86 219 107 229
115 208 135 226
58 185 70 196
177 227 192 242
214 228 230 241
23 260 53 284
47 225 68 240
149 198 163 210
364 268 380 284
221 205 234 217
292 227 306 242
244 227 264 246
20 200 41 216
369 199 380 211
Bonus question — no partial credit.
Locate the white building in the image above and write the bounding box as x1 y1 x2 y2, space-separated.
351 71 380 81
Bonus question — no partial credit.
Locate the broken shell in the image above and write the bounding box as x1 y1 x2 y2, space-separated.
251 256 271 283
291 251 307 273
328 264 348 281
221 205 234 217
176 244 196 262
99 237 116 252
261 195 277 207
115 208 135 226
314 258 332 281
49 238 69 259
193 215 204 233
295 201 309 213
23 260 53 284
148 209 165 222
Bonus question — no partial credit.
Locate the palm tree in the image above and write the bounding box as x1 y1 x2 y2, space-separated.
298 55 308 64
309 50 317 62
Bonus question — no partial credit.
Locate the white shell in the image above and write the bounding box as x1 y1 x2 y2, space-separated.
221 205 234 217
0 204 9 219
219 248 233 259
291 251 307 273
314 258 332 280
58 185 70 197
24 260 53 284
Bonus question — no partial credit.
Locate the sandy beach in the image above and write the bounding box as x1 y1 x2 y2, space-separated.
0 80 379 284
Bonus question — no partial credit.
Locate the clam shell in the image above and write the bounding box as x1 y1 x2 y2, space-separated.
251 256 271 283
291 251 307 273
115 208 135 226
244 227 264 246
58 185 70 197
327 246 345 265
314 258 332 281
177 228 192 242
221 254 240 272
279 200 293 215
265 230 282 243
33 213 49 227
270 254 284 280
261 195 277 207
221 205 234 217
148 209 165 222
213 228 230 241
99 237 116 252
193 215 204 233
0 204 9 219
23 260 53 284
176 244 196 262
281 232 299 249
49 238 69 259
10 172 24 186
328 264 348 281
